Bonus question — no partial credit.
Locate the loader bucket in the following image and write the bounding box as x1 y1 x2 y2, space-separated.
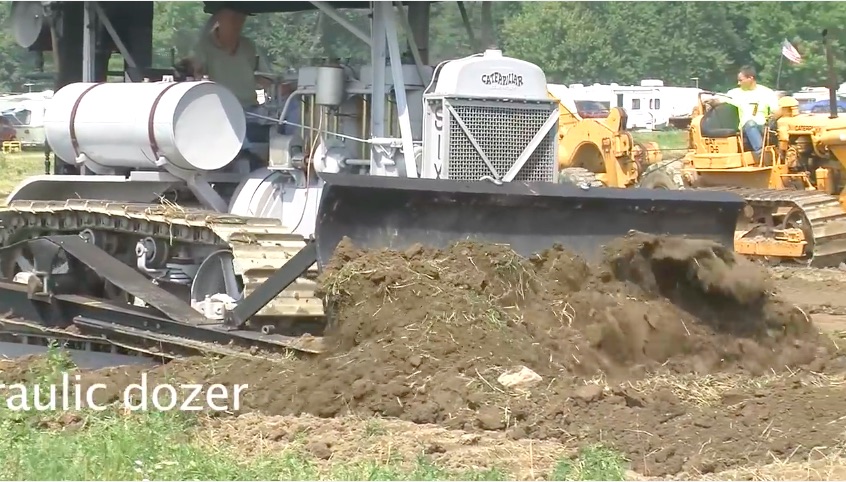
313 173 745 268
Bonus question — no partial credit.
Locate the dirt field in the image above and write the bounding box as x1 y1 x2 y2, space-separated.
4 232 846 479
771 265 846 330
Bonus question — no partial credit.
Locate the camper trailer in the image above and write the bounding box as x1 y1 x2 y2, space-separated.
565 80 701 131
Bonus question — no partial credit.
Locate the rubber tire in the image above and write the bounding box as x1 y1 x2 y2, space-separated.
639 159 686 190
558 167 604 188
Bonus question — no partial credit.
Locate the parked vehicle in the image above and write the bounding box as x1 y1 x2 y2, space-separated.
800 98 846 114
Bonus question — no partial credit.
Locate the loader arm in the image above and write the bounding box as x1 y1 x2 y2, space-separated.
556 106 641 187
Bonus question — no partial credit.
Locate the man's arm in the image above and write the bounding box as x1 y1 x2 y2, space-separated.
705 89 736 107
191 40 208 79
248 41 273 90
767 90 782 119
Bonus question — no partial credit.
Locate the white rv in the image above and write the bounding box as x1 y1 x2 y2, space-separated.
565 80 702 131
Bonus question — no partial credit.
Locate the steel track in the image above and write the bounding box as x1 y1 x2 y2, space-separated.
699 186 846 267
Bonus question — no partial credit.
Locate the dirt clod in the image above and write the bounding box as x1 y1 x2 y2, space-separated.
497 365 542 389
573 384 604 403
306 440 333 460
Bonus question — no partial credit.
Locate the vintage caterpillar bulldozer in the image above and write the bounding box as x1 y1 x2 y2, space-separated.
546 86 663 188
0 0 744 364
676 31 846 267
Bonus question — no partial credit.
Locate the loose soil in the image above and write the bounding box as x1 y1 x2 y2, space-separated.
200 413 575 479
770 265 846 315
4 231 846 478
769 265 846 333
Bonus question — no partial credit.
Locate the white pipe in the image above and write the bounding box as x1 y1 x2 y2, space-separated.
369 3 388 175
382 2 418 178
82 1 95 82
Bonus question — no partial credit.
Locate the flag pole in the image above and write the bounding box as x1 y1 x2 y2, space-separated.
776 49 784 90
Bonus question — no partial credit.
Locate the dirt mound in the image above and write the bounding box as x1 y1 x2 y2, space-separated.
602 233 790 336
26 232 846 476
315 233 825 381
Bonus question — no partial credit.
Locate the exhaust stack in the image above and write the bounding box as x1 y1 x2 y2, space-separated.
823 29 838 119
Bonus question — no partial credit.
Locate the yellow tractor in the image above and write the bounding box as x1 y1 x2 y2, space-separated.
678 85 846 267
546 89 664 188
635 30 846 268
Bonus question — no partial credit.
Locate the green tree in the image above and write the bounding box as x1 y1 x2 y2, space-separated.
501 2 617 84
743 2 846 91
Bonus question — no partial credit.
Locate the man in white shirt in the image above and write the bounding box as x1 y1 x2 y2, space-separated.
708 66 781 160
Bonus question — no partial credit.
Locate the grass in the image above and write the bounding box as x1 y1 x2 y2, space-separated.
0 345 629 480
627 368 846 408
632 130 689 161
632 130 688 151
550 445 628 481
0 409 504 481
0 150 46 198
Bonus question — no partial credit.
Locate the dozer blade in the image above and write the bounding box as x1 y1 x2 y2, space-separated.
314 173 745 266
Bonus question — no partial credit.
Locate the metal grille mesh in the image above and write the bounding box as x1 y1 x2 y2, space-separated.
446 102 556 182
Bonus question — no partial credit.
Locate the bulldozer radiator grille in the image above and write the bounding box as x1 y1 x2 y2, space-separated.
445 100 556 182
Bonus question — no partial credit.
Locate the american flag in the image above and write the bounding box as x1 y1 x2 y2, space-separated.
782 39 802 64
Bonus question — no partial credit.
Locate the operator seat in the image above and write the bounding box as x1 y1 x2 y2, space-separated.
700 102 776 154
700 103 741 139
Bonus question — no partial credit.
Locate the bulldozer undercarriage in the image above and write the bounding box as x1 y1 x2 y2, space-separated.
642 157 846 266
0 185 836 363
700 186 846 267
0 199 327 362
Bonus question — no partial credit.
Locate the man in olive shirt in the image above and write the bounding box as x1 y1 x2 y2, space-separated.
191 3 271 108
191 3 274 171
709 66 781 160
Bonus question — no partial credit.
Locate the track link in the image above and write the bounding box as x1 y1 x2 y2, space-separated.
0 199 325 356
699 186 846 267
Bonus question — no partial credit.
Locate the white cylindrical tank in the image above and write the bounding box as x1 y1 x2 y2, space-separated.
44 80 246 172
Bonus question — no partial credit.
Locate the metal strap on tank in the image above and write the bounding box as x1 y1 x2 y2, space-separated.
69 83 105 158
147 82 180 159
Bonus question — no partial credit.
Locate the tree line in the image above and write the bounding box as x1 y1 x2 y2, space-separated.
0 1 843 94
